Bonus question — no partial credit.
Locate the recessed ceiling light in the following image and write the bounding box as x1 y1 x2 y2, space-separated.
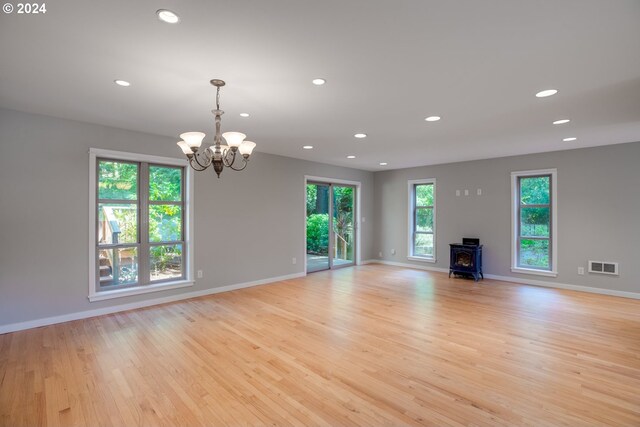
312 78 326 86
553 119 570 125
536 89 558 98
157 9 180 24
425 116 441 122
379 162 388 166
239 113 250 118
354 133 367 138
346 155 356 159
563 137 577 142
114 80 130 87
302 145 313 150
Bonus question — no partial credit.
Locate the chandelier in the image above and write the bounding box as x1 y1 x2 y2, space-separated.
176 79 256 177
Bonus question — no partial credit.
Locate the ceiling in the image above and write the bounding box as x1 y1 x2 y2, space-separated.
2 0 640 171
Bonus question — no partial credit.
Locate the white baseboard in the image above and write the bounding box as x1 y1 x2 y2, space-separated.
365 259 449 274
365 260 640 300
0 272 306 335
483 273 640 300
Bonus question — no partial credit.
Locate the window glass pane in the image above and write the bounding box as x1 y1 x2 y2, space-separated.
98 247 138 286
519 239 549 269
520 176 549 205
414 233 434 257
98 161 138 200
150 244 183 281
520 207 550 237
416 208 433 232
98 203 138 244
149 205 182 242
415 184 433 206
149 166 182 201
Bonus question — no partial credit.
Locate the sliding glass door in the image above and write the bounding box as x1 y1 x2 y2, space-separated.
332 185 355 267
306 182 356 272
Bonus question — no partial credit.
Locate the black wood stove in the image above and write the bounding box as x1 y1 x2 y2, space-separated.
449 238 483 281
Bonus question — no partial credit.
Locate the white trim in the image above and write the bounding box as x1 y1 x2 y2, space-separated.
88 148 193 302
88 280 195 302
0 272 306 335
510 168 558 277
369 259 449 274
303 176 362 273
511 267 557 277
408 256 437 263
484 273 640 300
366 261 640 300
89 148 187 167
407 178 436 262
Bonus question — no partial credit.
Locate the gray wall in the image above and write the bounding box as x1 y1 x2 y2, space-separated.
373 142 640 294
0 109 375 326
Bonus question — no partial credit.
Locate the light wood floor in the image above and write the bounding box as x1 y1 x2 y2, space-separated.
1 265 639 426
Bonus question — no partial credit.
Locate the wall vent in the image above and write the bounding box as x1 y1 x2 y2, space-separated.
588 260 619 275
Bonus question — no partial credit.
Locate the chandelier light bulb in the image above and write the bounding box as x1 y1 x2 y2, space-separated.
222 132 246 148
180 132 205 148
177 141 193 154
239 141 256 157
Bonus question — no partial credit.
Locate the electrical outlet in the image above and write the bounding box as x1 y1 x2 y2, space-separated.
477 188 482 195
197 270 203 279
379 251 383 258
578 267 584 275
292 257 297 265
391 249 396 255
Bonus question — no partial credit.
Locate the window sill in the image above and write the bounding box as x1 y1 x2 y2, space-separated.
511 267 558 278
89 280 195 302
408 256 436 263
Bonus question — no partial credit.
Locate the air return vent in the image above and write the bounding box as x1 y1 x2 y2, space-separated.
588 261 619 275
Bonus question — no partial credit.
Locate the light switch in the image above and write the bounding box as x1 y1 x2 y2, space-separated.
456 190 461 196
477 188 482 196
464 189 469 196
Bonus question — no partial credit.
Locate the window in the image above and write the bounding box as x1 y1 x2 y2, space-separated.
89 149 193 301
408 179 436 262
511 169 557 277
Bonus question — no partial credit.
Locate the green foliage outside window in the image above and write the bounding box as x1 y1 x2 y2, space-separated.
306 213 329 254
98 161 138 200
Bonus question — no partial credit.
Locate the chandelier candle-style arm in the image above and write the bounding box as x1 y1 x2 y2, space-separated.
176 79 257 178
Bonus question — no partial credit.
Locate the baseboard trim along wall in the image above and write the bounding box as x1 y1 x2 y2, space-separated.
364 260 640 300
0 272 306 335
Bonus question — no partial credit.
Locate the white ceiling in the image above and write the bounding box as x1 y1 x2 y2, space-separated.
2 0 640 171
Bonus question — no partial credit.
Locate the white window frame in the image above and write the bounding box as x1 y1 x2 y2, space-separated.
88 148 195 302
407 178 436 263
510 168 558 277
